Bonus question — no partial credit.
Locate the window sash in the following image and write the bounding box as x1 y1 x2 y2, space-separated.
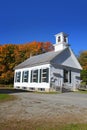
31 70 38 83
30 68 49 83
22 71 29 82
15 72 21 82
41 68 49 83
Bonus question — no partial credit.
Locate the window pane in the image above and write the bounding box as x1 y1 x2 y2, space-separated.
69 70 71 83
15 71 21 82
39 69 41 83
41 68 49 83
64 69 68 83
31 69 38 83
30 70 33 82
33 70 38 82
22 71 29 82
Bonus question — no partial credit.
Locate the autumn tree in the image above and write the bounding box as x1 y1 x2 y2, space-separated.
40 42 54 53
0 44 16 84
78 51 87 70
0 41 53 85
25 41 54 56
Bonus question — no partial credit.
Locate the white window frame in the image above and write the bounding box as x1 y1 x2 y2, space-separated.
15 71 21 82
22 70 29 82
31 69 38 83
41 68 49 83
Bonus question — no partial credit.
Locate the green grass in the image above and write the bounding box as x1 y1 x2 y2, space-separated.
0 122 87 130
76 90 87 94
0 94 15 102
34 91 61 94
61 124 87 130
30 123 87 130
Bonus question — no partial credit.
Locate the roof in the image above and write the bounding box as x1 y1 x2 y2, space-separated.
14 47 82 70
14 49 63 69
55 32 68 37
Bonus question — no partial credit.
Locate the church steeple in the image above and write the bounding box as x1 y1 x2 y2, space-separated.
54 32 69 51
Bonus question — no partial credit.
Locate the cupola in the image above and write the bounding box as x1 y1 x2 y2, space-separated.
54 32 69 51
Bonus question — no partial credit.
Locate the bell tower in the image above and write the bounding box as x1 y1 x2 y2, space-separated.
54 32 69 51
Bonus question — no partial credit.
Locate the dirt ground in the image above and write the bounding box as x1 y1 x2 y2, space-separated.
0 90 87 129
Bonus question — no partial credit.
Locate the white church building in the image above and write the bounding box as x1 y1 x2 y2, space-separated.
14 32 82 92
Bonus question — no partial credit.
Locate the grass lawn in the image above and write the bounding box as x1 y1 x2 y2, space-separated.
0 94 16 102
37 124 87 130
0 121 87 130
76 90 87 94
34 91 61 94
61 124 87 130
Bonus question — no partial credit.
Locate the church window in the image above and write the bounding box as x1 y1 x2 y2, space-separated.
31 70 38 83
22 71 29 82
41 68 49 83
30 68 49 83
15 71 21 82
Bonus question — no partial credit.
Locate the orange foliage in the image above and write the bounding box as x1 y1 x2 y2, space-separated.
0 41 53 84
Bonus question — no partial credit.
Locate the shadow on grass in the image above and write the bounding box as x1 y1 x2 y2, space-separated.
0 88 29 94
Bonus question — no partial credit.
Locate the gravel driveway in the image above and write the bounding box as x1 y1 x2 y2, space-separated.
0 92 87 124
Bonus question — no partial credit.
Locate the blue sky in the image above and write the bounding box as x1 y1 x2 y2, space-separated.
0 0 87 55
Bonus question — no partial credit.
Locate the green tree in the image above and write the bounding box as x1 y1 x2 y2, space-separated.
78 51 87 84
81 70 87 85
